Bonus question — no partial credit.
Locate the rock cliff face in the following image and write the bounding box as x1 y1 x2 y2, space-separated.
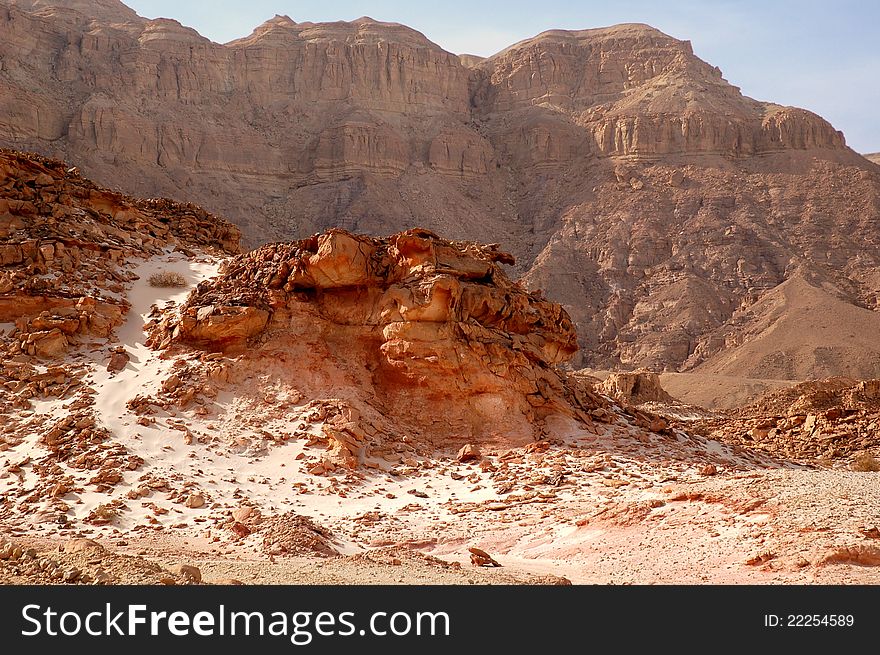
1 1 879 378
149 228 612 463
472 25 844 158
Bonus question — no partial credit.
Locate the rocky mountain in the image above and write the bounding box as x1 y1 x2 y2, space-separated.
1 0 879 378
5 148 880 587
866 153 880 165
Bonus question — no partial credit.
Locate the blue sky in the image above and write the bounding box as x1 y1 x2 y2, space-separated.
124 0 879 153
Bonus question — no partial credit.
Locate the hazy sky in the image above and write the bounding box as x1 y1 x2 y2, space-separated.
124 0 879 153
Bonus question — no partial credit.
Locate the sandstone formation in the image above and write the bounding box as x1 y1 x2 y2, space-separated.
865 153 880 165
598 370 675 405
148 228 617 466
1 1 879 380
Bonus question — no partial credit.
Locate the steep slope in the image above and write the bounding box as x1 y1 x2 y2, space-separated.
691 275 880 380
1 2 879 377
0 147 239 348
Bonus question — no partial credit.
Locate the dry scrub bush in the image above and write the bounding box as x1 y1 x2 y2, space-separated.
851 453 880 472
148 270 187 288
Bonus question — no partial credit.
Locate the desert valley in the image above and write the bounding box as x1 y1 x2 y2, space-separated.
2 0 880 586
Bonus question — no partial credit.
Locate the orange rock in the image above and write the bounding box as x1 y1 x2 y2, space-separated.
468 547 501 567
31 329 68 358
154 228 610 459
456 444 481 463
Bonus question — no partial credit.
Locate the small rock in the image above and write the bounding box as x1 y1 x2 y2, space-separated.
63 567 81 583
169 563 201 583
232 506 254 522
62 538 104 554
93 569 112 585
468 547 501 567
536 574 573 585
457 444 481 463
107 350 130 373
185 493 205 509
163 374 181 393
231 522 251 538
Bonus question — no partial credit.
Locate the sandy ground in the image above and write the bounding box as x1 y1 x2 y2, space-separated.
659 372 797 410
7 464 880 585
4 252 880 585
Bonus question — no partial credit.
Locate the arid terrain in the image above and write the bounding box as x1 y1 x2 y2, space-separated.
2 149 880 586
1 1 880 586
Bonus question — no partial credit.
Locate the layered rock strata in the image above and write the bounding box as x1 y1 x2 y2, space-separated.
149 228 618 466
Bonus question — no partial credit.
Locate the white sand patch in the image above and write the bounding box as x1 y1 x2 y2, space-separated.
68 253 222 526
89 252 218 430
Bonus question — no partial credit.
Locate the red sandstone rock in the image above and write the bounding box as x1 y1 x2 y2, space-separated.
148 228 605 467
468 547 501 567
457 444 481 463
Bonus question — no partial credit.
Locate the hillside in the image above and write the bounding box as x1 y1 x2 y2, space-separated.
693 275 880 380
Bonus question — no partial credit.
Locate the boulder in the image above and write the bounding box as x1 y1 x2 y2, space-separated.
456 444 481 463
31 329 68 358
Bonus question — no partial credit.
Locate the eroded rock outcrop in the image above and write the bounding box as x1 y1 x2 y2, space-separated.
150 228 611 466
599 370 674 405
